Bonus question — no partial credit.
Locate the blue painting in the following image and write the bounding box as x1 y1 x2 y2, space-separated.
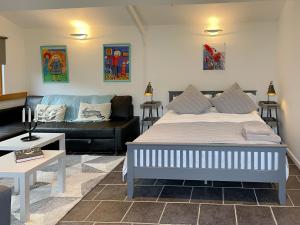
103 44 131 82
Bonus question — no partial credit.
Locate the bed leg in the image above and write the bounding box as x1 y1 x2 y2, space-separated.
278 181 286 205
127 176 134 199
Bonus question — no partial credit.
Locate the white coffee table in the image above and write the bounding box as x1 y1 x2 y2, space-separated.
0 133 65 191
0 132 65 151
0 150 66 222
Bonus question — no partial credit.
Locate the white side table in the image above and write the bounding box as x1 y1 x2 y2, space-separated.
0 150 66 222
0 133 65 191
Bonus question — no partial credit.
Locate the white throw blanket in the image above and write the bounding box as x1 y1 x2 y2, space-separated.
242 122 281 143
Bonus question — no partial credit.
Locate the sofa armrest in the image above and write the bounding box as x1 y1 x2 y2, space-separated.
114 116 140 154
0 185 11 225
0 106 24 125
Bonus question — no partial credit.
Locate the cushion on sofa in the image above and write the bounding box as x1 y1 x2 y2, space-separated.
77 103 111 122
35 104 67 122
110 96 133 120
41 95 114 121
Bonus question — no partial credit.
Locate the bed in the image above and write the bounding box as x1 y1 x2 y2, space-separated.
125 90 288 205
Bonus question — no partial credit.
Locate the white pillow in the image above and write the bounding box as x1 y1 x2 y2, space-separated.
35 104 66 122
77 102 111 121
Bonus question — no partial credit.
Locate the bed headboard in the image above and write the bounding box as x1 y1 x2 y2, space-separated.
168 90 257 102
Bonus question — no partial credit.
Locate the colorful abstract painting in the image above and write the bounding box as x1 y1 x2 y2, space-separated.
40 46 69 82
103 44 130 82
203 43 225 70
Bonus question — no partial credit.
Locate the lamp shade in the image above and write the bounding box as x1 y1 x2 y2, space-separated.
144 82 153 96
267 81 276 96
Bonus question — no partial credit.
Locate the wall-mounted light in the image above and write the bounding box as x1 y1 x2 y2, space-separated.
204 17 223 36
204 29 223 36
70 33 88 40
70 20 90 40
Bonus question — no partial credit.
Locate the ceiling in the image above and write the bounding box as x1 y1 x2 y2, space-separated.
0 0 285 29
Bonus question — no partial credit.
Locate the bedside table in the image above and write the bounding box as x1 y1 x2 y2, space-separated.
140 101 162 132
258 101 280 135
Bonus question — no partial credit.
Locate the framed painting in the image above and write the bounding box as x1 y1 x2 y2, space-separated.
203 43 225 70
40 45 69 82
103 44 131 82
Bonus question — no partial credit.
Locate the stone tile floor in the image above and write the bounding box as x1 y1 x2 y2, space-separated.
58 156 300 225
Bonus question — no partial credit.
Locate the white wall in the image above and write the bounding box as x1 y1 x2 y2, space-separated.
278 0 300 161
24 22 279 114
25 26 145 115
0 16 27 109
0 15 27 94
146 23 279 106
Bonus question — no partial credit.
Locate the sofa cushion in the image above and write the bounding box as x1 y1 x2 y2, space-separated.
41 95 115 121
0 106 23 126
110 96 133 120
0 122 25 142
77 103 111 122
25 96 43 113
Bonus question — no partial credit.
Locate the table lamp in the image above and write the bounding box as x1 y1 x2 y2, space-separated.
144 82 153 102
267 81 276 102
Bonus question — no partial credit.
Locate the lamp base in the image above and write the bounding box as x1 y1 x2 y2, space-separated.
21 135 39 142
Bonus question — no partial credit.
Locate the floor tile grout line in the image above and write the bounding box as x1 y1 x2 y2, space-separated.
92 184 107 201
158 202 167 224
287 192 295 206
121 201 134 222
234 205 239 225
83 200 102 221
196 204 201 225
253 188 259 206
156 185 165 202
270 206 278 225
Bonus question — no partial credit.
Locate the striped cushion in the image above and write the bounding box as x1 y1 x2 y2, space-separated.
210 84 257 114
167 85 212 114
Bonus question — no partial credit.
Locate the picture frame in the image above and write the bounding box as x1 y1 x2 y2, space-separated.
103 43 131 82
203 43 225 71
40 45 69 83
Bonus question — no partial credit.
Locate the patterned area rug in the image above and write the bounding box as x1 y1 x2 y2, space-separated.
0 155 124 225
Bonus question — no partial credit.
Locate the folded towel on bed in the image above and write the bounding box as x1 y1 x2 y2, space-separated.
242 129 281 143
242 122 273 135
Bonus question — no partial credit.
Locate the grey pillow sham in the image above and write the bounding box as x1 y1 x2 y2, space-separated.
210 84 257 114
167 85 212 114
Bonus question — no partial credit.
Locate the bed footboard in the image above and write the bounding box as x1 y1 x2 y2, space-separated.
126 142 287 205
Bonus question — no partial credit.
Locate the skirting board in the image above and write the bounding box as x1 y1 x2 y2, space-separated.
287 148 300 169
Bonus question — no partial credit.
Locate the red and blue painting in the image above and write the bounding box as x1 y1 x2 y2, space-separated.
203 43 225 71
103 44 131 82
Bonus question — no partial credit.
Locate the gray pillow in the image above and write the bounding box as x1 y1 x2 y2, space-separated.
210 84 257 114
167 85 212 114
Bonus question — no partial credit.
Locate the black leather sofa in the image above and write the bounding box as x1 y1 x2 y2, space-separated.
0 95 140 155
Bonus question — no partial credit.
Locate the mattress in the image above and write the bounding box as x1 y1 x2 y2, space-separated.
123 110 288 178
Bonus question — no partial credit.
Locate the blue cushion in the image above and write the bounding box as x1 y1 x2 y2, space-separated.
41 95 114 121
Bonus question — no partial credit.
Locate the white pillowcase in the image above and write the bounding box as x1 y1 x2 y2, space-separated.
35 104 66 122
77 102 111 121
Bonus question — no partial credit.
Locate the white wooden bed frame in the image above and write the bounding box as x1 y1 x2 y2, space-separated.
126 90 287 205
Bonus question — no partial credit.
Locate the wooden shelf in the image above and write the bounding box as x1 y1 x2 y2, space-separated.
0 92 27 101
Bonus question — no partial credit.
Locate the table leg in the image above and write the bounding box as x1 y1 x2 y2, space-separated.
59 135 66 150
30 172 37 186
19 174 30 222
14 177 19 193
57 156 66 193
